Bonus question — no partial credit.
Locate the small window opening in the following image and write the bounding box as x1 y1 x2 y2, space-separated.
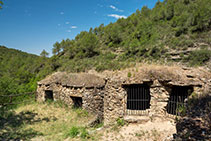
45 90 53 101
71 96 82 108
126 84 151 115
166 86 193 115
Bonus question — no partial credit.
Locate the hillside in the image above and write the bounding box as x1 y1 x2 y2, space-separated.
1 0 211 95
49 0 211 72
0 0 210 140
0 46 55 101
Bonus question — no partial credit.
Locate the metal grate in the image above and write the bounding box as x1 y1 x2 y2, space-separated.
166 86 192 115
125 84 151 115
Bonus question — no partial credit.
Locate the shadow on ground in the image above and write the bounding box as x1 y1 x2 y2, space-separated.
174 94 211 140
0 108 53 140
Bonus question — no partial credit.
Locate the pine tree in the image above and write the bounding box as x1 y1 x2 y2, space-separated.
40 49 49 58
52 42 61 55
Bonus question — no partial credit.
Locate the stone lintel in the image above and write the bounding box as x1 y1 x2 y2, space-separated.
168 82 202 87
70 94 82 97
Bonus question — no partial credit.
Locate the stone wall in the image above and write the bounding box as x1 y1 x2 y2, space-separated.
103 79 202 125
83 87 104 120
37 83 60 102
36 84 105 120
149 81 171 117
104 80 126 125
37 75 207 126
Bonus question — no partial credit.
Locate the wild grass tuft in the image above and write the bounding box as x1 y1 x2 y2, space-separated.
72 107 89 118
116 118 125 126
66 126 80 138
80 128 90 139
127 72 132 77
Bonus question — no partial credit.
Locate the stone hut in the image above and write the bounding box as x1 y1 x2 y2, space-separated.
103 66 210 125
37 72 106 120
37 66 211 125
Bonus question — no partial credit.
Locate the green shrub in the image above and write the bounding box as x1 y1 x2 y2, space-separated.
67 126 80 138
80 128 90 139
184 49 211 66
127 72 132 78
176 104 187 116
95 60 122 72
108 42 113 48
116 118 125 126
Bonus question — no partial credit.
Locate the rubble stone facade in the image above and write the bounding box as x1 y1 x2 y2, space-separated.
103 79 204 125
37 66 210 125
36 73 105 121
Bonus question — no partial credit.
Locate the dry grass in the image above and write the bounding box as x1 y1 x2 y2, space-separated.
98 63 211 85
0 101 101 141
0 101 177 141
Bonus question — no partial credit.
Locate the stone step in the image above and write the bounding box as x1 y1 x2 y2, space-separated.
124 115 150 124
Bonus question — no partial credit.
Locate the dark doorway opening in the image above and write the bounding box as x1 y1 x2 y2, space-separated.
45 90 53 101
166 86 193 115
71 96 82 108
125 84 151 115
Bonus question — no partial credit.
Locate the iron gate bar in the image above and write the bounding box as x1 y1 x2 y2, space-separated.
166 86 191 116
126 84 150 115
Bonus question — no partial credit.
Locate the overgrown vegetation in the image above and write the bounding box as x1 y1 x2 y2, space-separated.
0 101 99 140
0 46 55 104
116 118 125 126
66 126 80 138
183 49 211 66
65 126 91 139
50 0 211 72
1 0 211 105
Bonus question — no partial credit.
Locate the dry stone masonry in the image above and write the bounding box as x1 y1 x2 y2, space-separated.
37 72 105 121
37 66 211 125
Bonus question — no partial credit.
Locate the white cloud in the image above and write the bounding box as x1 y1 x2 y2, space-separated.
67 30 71 33
109 5 123 12
60 12 64 15
110 5 116 10
65 22 70 24
108 14 127 19
71 26 77 29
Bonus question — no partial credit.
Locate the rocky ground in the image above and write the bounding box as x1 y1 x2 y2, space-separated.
100 117 176 141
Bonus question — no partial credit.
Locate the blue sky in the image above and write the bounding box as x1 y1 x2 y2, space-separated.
0 0 161 55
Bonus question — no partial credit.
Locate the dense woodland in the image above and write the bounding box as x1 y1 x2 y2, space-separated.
0 46 54 103
0 0 211 99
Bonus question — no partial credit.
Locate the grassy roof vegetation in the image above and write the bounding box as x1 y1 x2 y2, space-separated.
38 72 105 88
